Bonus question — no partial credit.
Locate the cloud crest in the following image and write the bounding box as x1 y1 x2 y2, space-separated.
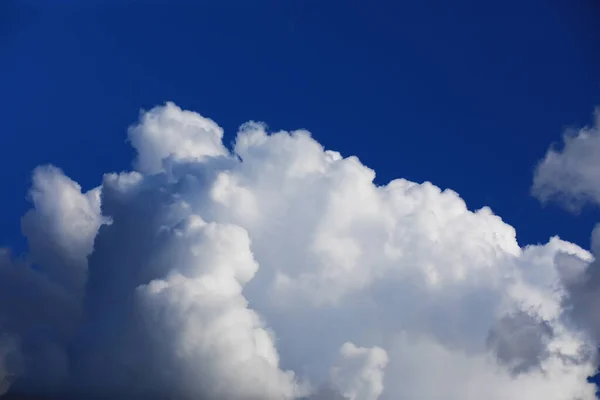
1 103 599 399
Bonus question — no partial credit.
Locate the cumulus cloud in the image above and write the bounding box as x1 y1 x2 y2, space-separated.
128 102 228 175
21 165 103 295
530 107 600 360
1 103 599 399
330 343 388 400
532 108 600 210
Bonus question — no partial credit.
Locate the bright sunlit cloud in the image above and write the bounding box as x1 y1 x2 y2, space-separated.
1 102 599 399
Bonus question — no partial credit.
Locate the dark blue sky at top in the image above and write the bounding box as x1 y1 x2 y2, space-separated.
1 0 599 254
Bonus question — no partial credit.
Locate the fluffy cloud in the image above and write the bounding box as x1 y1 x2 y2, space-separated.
530 108 600 360
21 165 103 295
330 343 388 400
128 102 228 175
1 103 599 399
532 108 600 210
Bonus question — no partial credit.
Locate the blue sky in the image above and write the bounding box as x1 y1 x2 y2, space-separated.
2 1 600 398
2 1 599 253
2 0 600 250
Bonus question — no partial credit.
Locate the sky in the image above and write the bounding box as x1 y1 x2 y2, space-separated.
1 1 600 399
1 0 599 250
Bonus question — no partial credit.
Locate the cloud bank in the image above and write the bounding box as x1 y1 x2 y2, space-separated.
1 102 599 399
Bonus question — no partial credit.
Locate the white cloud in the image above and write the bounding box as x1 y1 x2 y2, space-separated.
532 108 600 210
1 103 599 399
128 101 228 175
21 165 103 295
530 107 600 374
330 342 388 400
133 216 305 399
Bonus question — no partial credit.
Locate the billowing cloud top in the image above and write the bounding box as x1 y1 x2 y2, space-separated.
1 102 599 399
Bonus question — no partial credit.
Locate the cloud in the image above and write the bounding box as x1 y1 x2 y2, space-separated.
128 102 228 175
1 103 599 399
531 107 600 369
330 343 388 400
532 108 600 211
21 165 103 295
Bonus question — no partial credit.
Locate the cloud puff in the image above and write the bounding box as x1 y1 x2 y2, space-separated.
532 108 600 210
21 165 103 295
330 343 388 400
1 103 599 399
128 102 228 175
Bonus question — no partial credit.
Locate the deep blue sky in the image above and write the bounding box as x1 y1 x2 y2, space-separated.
1 0 599 254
